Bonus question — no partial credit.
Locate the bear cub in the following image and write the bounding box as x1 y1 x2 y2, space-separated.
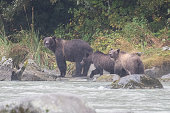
109 49 144 77
81 51 115 78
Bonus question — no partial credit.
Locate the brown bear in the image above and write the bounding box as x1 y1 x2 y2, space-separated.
109 49 144 77
81 51 115 78
44 36 93 77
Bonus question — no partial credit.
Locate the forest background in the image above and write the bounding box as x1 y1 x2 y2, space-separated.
0 0 169 70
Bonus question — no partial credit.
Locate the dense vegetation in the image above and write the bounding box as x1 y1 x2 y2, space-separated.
0 0 169 69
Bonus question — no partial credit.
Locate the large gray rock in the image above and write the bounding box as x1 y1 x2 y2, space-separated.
145 64 170 78
0 57 13 81
21 59 58 81
0 57 58 81
0 93 96 113
160 73 170 82
0 66 12 81
111 74 163 89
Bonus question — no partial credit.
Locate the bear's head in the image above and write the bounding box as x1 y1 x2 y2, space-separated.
80 53 92 66
44 36 56 51
109 48 120 60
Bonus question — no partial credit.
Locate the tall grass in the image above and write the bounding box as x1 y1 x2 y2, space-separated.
0 5 56 69
0 21 10 57
15 30 56 68
0 24 55 68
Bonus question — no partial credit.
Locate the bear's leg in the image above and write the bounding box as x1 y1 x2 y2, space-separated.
56 58 67 77
135 59 144 74
99 69 103 76
123 61 134 75
114 63 122 76
75 62 83 76
82 62 91 76
138 62 144 74
114 61 129 77
125 69 131 75
90 68 100 78
121 68 129 77
110 71 114 74
114 64 127 77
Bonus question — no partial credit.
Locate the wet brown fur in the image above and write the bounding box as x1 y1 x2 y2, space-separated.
109 49 144 77
82 51 115 78
44 36 93 77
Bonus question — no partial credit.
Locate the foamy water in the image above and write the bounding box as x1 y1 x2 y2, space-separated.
0 81 170 113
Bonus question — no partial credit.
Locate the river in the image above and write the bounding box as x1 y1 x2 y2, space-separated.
0 81 170 113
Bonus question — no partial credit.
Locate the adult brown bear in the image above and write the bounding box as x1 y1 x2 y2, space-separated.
44 36 93 77
81 51 115 78
109 49 144 77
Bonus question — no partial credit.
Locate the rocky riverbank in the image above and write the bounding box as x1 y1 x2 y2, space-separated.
0 57 58 81
0 56 170 89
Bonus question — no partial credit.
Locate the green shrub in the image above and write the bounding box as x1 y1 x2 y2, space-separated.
122 17 151 50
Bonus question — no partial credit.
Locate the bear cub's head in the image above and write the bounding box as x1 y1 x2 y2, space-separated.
44 36 56 50
109 48 120 60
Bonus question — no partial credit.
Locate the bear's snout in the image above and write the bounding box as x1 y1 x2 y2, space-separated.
44 41 50 47
109 51 112 56
109 51 113 58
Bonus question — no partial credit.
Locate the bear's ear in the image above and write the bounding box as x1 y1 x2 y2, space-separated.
117 49 120 53
52 36 56 40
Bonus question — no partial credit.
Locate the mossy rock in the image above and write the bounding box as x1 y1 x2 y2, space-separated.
111 74 163 89
96 74 120 82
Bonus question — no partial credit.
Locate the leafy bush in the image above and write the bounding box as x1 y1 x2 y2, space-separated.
122 17 151 50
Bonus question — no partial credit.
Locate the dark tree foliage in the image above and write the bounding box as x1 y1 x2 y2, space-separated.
0 0 169 42
0 0 75 36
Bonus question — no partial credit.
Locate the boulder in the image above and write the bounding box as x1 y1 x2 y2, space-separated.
111 74 163 89
145 63 170 78
160 73 170 82
0 93 96 113
0 57 13 81
21 59 58 81
0 66 12 81
0 57 58 81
